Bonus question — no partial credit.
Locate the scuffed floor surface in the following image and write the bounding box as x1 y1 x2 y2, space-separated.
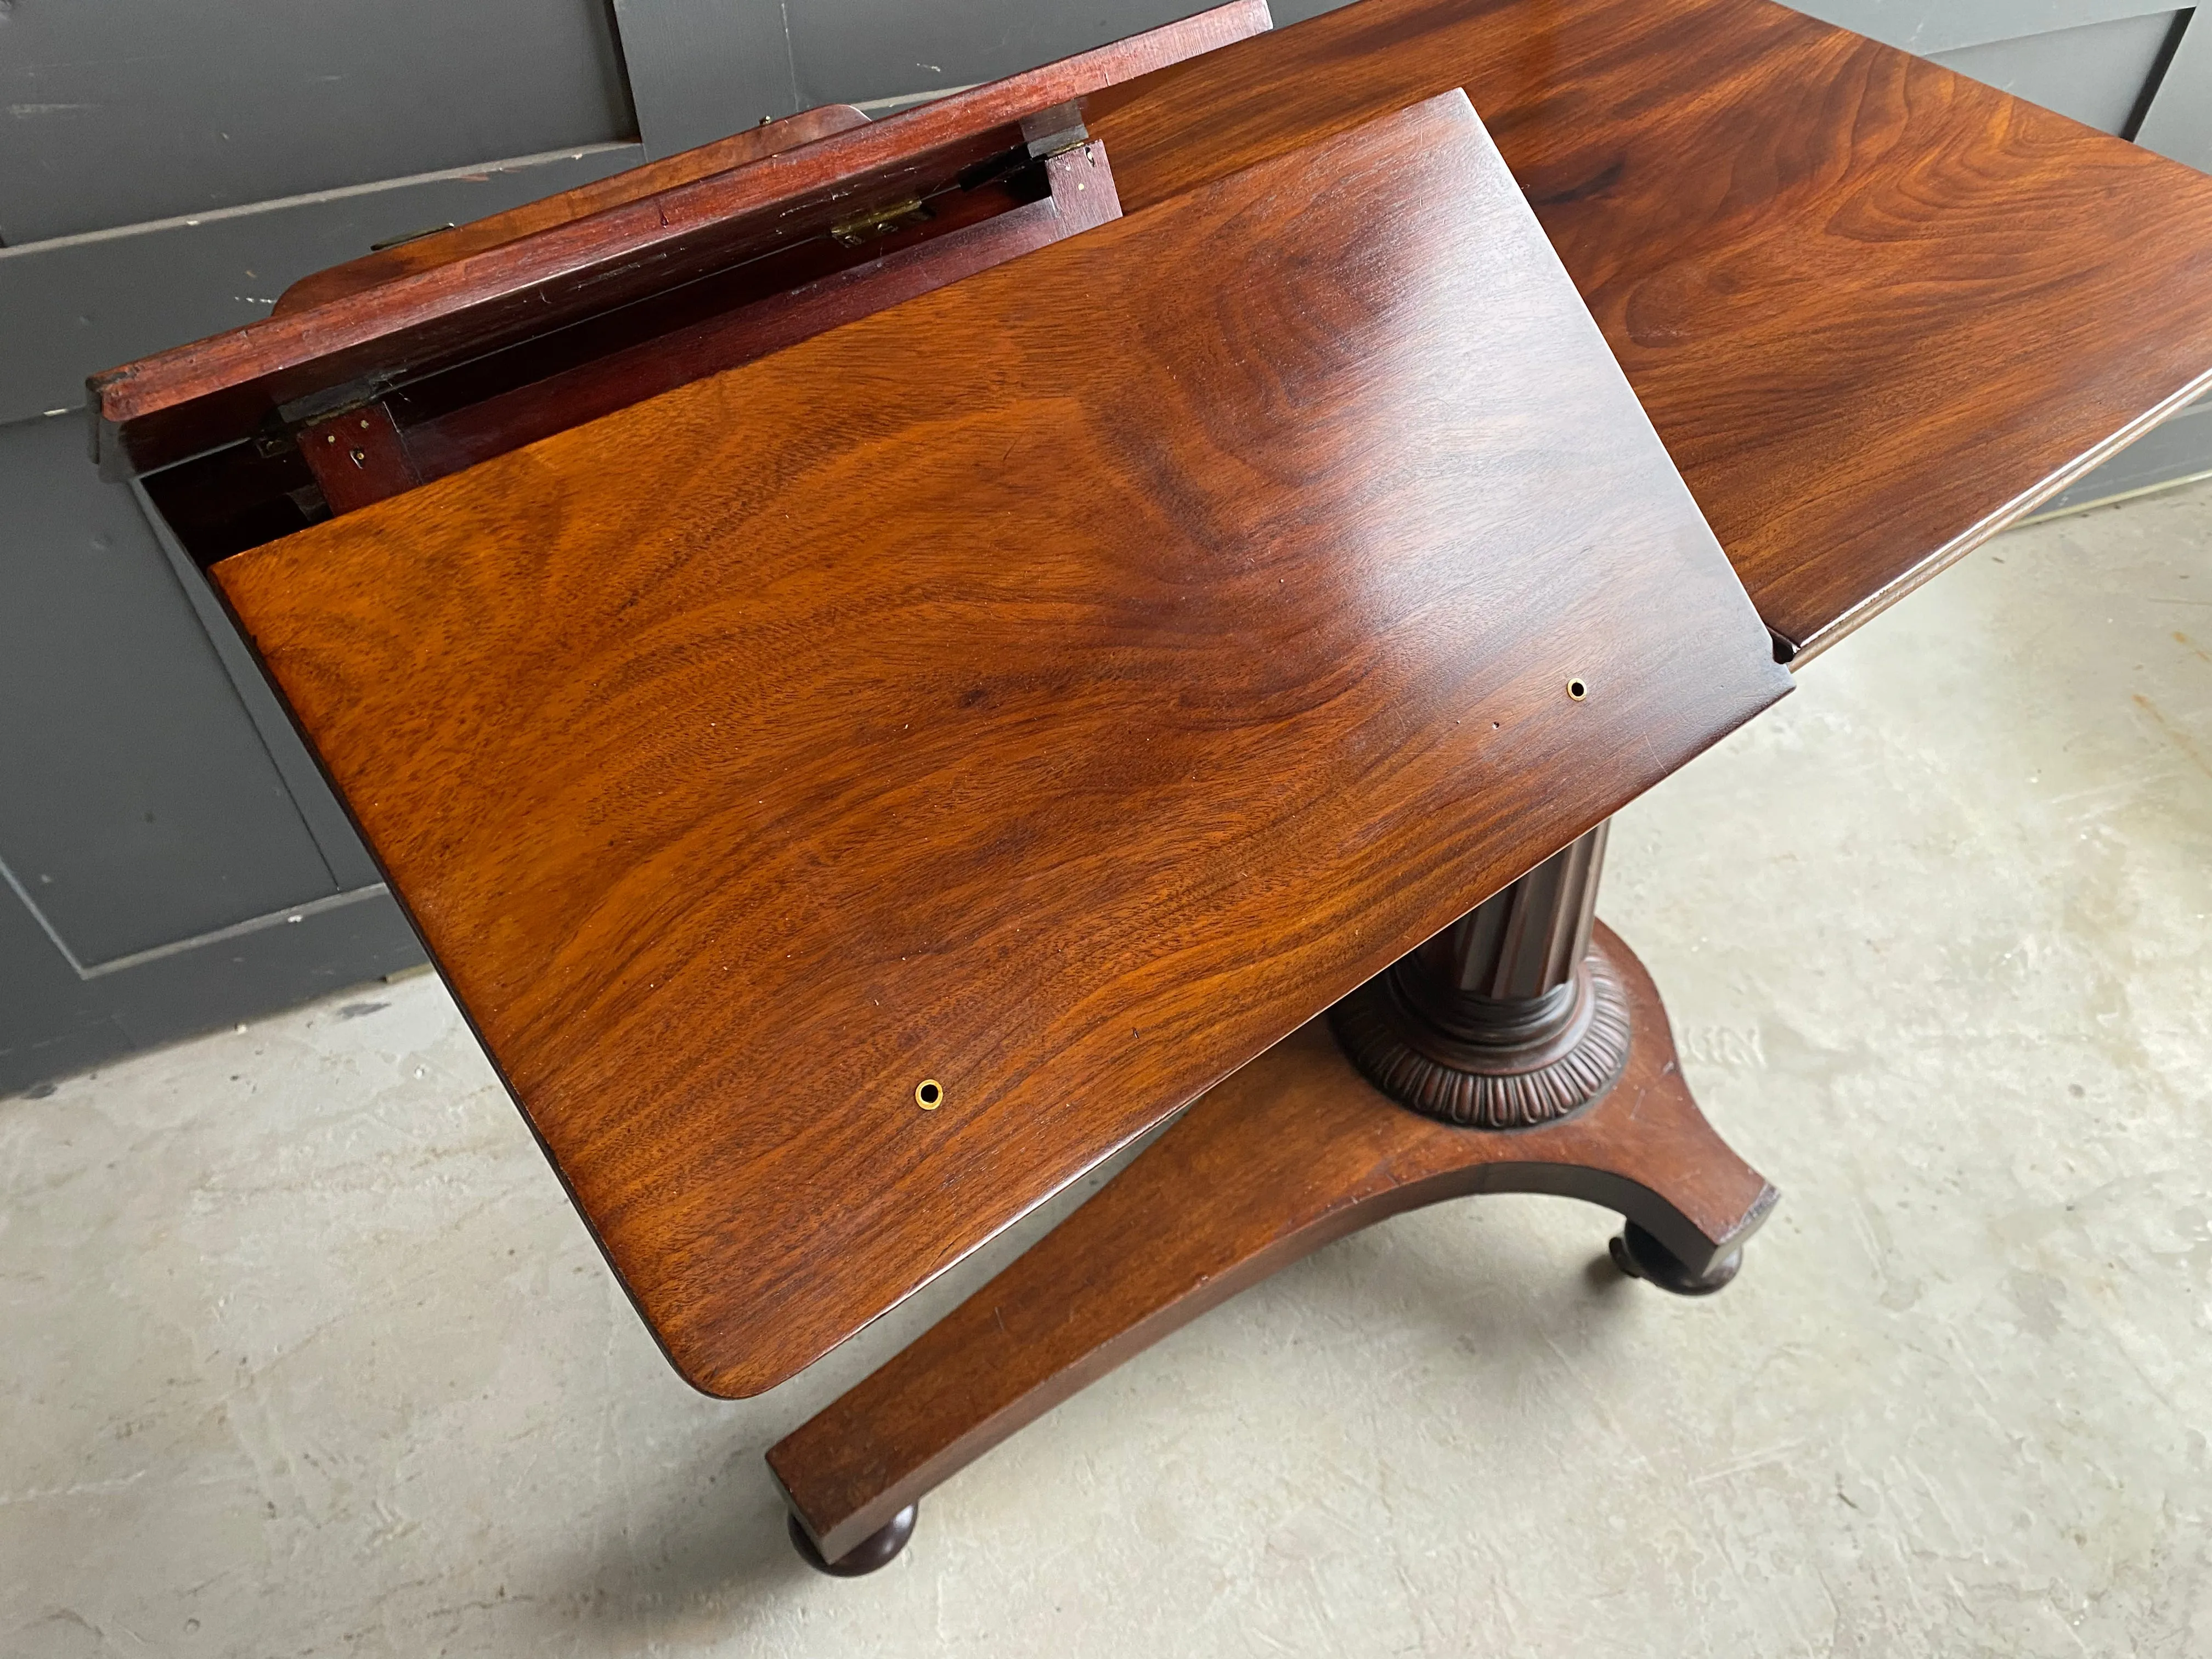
5 481 2210 1657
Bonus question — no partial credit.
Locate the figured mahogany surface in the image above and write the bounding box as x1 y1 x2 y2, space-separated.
272 104 873 315
1087 0 2212 656
212 93 1788 1395
772 924 1776 1561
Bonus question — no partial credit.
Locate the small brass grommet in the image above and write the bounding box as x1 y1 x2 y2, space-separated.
1566 678 1588 701
915 1079 943 1110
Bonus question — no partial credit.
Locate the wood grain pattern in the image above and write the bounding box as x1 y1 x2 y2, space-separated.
1085 0 2212 656
87 0 1271 476
270 105 873 316
211 93 1788 1396
770 924 1776 1561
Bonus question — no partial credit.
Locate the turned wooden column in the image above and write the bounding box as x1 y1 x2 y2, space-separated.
1333 820 1753 1294
1331 822 1631 1128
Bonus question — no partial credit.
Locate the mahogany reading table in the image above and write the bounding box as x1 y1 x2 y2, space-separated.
94 0 2212 1575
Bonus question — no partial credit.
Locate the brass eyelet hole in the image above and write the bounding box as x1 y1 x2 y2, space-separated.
915 1079 943 1110
1566 678 1588 701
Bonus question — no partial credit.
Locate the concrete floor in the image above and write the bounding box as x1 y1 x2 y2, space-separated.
5 480 2210 1658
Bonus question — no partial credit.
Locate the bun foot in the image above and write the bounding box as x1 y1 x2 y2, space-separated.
1609 1221 1742 1296
788 1503 917 1576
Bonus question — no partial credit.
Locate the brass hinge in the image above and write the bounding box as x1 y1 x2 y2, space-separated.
830 195 932 247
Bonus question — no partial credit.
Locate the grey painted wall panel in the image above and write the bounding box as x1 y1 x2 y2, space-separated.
0 413 338 966
2136 15 2212 170
613 0 1346 132
785 0 1224 109
2033 397 2212 515
611 0 806 157
0 870 126 1092
0 884 424 1097
0 0 635 244
0 145 642 427
1789 1 2179 55
1928 10 2185 134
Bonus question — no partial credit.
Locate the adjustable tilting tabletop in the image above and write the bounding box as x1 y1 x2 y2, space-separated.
94 0 2212 1577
